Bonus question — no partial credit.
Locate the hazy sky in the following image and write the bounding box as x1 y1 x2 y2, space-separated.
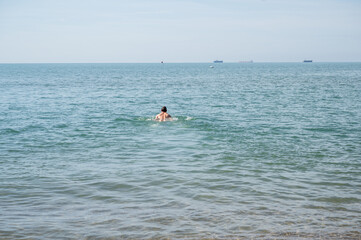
0 0 360 63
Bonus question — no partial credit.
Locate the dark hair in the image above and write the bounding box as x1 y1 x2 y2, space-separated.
161 106 167 112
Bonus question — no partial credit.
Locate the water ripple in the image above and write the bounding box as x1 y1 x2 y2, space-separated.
0 63 360 239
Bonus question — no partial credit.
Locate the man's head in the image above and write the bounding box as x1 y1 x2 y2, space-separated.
161 106 167 112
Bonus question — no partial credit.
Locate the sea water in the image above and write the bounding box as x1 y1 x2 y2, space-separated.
0 63 360 239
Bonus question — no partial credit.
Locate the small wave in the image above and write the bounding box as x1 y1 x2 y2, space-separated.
2 128 20 134
23 124 47 132
53 123 68 129
171 116 194 121
135 117 155 121
121 116 194 123
1 125 48 136
114 117 133 122
148 116 194 122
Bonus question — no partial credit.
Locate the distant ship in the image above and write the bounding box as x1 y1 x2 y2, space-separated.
303 60 313 63
213 60 223 63
239 60 253 63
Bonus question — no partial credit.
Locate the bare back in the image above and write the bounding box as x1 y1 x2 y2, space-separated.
155 112 172 121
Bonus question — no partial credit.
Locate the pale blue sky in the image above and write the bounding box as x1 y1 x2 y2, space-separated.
0 0 360 63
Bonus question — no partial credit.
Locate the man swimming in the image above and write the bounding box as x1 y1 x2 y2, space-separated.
155 106 172 121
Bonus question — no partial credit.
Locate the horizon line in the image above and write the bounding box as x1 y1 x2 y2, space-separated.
1 61 361 64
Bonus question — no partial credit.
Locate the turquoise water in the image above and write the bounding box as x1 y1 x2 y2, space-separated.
1 63 360 239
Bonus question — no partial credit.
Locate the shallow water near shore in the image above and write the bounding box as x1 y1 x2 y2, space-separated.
1 63 361 239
